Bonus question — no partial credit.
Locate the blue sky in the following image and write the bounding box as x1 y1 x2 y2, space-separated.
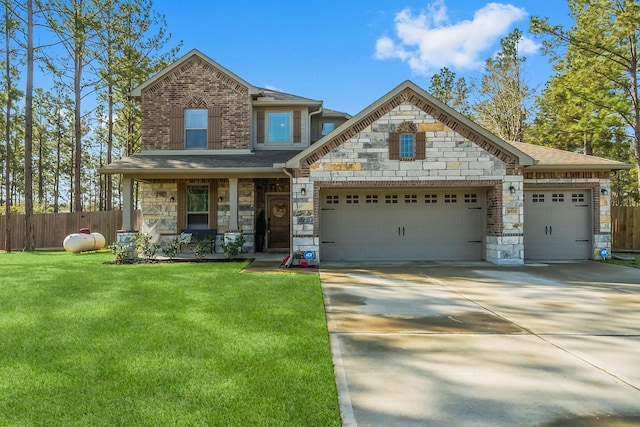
154 0 573 115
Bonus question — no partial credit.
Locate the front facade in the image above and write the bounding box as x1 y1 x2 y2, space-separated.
101 49 630 265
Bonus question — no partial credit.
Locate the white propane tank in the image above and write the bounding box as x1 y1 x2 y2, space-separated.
63 232 106 253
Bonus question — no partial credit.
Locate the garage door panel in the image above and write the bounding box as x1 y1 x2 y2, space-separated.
524 190 592 260
320 189 485 261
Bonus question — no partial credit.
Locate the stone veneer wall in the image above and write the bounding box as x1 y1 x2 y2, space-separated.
290 101 526 264
139 182 178 235
215 179 256 252
141 56 251 151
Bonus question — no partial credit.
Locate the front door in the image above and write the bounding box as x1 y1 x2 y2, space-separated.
267 194 290 249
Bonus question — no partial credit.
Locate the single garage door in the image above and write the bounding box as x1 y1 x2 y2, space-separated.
320 188 485 261
524 190 592 260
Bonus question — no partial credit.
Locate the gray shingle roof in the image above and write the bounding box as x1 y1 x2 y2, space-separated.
508 141 632 170
99 150 300 175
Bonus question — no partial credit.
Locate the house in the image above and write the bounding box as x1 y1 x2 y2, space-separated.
100 49 631 265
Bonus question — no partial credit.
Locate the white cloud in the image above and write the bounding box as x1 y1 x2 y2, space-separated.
374 1 534 75
517 36 540 55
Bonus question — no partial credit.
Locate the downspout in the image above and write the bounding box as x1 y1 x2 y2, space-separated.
309 107 323 143
282 167 294 268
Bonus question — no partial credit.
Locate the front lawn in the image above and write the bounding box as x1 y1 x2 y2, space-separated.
605 252 640 269
0 252 340 426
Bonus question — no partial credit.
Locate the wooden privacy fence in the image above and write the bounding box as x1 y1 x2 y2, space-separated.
611 206 640 251
0 210 140 251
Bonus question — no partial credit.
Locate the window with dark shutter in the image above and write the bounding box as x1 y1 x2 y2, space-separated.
389 130 426 160
389 132 400 160
256 111 265 144
185 109 207 149
208 106 222 149
415 132 426 160
293 110 301 143
170 106 184 149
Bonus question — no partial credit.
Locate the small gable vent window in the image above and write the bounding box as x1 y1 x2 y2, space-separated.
185 109 208 149
389 121 426 161
400 134 415 160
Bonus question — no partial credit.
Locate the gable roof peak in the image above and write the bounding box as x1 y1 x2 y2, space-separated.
286 80 535 169
130 49 258 97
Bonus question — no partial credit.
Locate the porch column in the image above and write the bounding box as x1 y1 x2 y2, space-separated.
229 177 239 230
121 177 136 231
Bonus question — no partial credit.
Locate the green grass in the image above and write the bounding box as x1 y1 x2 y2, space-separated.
604 252 640 269
0 252 340 426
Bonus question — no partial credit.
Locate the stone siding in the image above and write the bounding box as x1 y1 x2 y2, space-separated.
291 102 526 264
140 182 178 235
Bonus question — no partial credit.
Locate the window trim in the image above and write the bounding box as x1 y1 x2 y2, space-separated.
256 109 303 145
400 133 415 160
389 131 426 161
186 184 210 229
267 111 291 143
185 109 208 149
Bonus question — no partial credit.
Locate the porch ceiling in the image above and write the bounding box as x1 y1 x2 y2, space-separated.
99 150 299 177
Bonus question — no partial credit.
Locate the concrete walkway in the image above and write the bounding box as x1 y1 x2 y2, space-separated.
320 261 640 427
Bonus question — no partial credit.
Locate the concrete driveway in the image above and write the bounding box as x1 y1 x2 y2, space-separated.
320 261 640 427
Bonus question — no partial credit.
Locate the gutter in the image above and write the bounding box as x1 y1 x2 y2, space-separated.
282 166 294 268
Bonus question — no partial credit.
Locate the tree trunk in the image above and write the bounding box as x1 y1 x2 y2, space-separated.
24 0 35 250
3 4 11 253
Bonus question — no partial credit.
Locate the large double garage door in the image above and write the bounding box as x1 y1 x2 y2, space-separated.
320 188 485 261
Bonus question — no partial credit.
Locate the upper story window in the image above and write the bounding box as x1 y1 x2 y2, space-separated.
185 109 207 149
321 122 335 136
170 105 221 150
256 110 302 145
389 121 426 161
268 112 291 142
400 134 415 160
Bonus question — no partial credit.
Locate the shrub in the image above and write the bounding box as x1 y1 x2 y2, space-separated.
221 235 247 259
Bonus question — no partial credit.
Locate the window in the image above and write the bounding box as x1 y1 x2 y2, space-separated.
268 112 290 142
365 195 378 204
185 109 207 149
385 195 398 204
400 134 415 160
346 195 359 204
404 194 418 204
389 129 425 160
326 195 339 204
187 185 209 229
464 194 477 203
256 110 301 145
444 194 457 203
321 122 335 136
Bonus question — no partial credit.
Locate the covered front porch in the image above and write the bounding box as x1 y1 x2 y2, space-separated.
99 150 298 255
118 176 291 254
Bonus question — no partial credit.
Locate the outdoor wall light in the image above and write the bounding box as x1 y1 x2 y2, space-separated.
169 196 175 203
601 188 608 195
509 186 516 194
301 188 306 196
218 196 224 202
